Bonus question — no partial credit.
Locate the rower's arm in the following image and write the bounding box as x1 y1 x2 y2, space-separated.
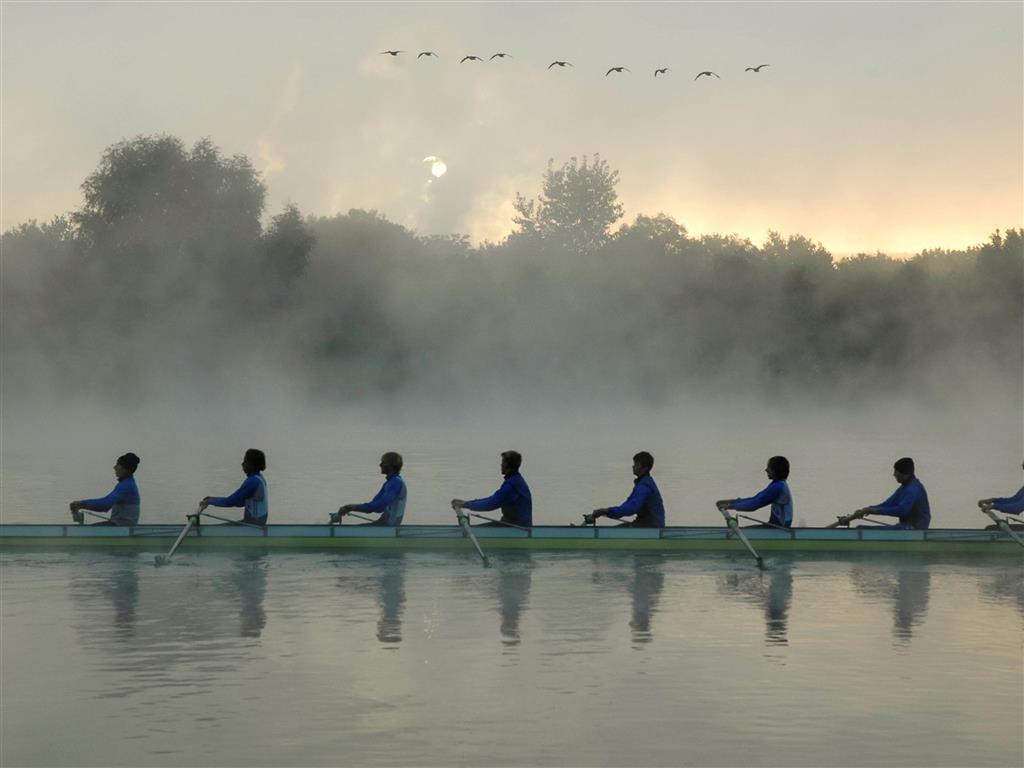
607 483 651 519
870 483 919 518
207 475 260 508
354 478 402 513
729 482 781 512
991 486 1024 515
463 480 513 512
79 480 133 512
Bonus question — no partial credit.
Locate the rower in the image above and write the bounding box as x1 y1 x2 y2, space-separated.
69 452 141 525
716 455 793 528
199 448 269 525
335 452 407 526
978 461 1024 530
586 451 664 527
451 450 532 527
848 457 930 529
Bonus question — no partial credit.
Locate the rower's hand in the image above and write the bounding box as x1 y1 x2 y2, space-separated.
451 499 465 510
69 500 82 512
199 498 211 511
337 505 353 516
715 499 732 512
851 508 871 520
978 499 995 509
583 512 597 525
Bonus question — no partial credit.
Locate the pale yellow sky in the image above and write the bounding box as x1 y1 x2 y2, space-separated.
2 1 1021 255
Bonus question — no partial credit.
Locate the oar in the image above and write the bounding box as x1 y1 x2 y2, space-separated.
190 509 266 530
718 507 764 569
329 510 376 524
981 507 1024 548
466 512 530 531
155 506 202 566
71 509 111 525
735 513 790 531
826 513 889 529
455 508 490 567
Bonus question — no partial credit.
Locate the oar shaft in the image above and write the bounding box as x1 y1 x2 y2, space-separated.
467 512 528 531
982 508 1024 548
719 508 764 568
456 510 490 567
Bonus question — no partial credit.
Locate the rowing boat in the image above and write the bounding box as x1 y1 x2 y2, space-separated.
0 524 1020 555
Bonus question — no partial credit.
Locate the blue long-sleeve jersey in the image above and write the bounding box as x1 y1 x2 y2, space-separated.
353 474 407 526
607 474 665 528
208 473 268 523
991 486 1024 515
464 472 533 527
81 477 140 525
731 480 793 528
871 477 930 530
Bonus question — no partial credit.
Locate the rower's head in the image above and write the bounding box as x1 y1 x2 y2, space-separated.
766 455 789 481
501 450 522 476
632 451 654 477
114 452 140 479
379 452 403 475
242 448 267 475
893 457 915 484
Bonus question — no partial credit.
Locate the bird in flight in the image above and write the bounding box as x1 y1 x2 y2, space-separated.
654 68 670 77
461 55 484 63
605 66 630 76
380 50 404 57
548 60 574 69
490 53 512 60
418 51 438 59
745 64 770 72
694 71 720 80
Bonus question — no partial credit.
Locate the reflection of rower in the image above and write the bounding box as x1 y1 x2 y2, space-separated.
717 566 793 645
232 553 267 638
978 462 1024 530
377 555 406 644
850 566 932 642
628 556 665 645
496 554 533 646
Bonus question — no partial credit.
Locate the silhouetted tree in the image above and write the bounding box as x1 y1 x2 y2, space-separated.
512 154 624 254
263 204 314 287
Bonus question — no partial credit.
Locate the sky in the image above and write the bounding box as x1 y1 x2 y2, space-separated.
2 1 1021 255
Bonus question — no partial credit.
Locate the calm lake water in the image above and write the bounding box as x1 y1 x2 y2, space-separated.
1 551 1021 767
2 401 1022 766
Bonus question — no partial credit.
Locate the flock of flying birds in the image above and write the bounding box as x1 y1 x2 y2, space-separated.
379 50 769 79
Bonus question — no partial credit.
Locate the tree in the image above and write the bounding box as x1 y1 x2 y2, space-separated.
512 154 624 254
263 203 315 287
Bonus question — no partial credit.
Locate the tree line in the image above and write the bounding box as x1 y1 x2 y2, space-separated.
2 134 1021 402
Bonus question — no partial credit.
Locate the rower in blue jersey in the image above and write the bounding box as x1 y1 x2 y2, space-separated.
978 461 1024 529
587 451 665 528
716 456 793 528
451 450 532 527
849 457 930 529
200 448 269 525
69 452 141 525
335 452 407 526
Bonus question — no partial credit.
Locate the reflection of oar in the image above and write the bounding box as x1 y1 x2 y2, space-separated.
466 512 529 531
718 507 764 569
155 506 202 566
456 509 490 567
981 507 1024 548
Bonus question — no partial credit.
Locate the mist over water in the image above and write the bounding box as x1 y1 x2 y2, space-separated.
2 392 1020 527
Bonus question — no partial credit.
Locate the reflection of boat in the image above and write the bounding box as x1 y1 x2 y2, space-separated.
3 524 1020 555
